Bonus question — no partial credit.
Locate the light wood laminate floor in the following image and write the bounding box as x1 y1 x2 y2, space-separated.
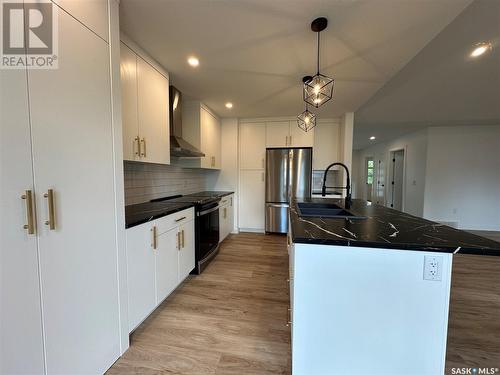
108 232 500 374
107 233 291 375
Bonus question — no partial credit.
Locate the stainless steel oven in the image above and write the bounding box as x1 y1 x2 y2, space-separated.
195 200 220 273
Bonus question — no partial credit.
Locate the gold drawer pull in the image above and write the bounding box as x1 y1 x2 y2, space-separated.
181 229 185 248
43 189 56 230
151 226 157 249
134 136 140 156
140 138 147 157
21 190 35 234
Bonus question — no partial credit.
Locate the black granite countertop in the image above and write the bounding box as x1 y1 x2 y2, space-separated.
125 201 194 229
290 198 500 256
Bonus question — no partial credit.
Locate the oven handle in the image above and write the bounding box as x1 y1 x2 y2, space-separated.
198 205 219 216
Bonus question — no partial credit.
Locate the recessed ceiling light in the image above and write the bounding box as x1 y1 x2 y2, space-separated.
187 56 199 67
370 136 376 140
225 102 233 109
470 42 492 57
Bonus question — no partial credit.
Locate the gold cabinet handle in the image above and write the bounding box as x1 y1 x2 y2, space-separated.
224 207 227 219
286 307 292 327
230 197 233 206
21 190 35 234
289 135 292 145
181 229 185 248
175 216 186 222
151 226 157 249
134 136 140 156
43 189 56 230
176 231 181 250
140 138 146 157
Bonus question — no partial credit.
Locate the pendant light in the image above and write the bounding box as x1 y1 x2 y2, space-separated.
303 17 334 108
297 100 317 132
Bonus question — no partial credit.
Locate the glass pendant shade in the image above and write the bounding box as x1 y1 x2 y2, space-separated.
297 107 317 132
303 73 334 108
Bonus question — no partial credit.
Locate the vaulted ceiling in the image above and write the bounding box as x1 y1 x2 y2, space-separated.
354 0 500 149
119 0 471 121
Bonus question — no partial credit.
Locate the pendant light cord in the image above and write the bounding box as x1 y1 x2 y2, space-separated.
317 31 320 74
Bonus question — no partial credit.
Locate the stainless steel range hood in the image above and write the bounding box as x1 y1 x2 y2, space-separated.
169 86 204 157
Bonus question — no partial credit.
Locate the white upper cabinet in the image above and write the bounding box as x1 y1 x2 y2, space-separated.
313 120 340 170
290 121 314 148
52 0 109 42
240 122 266 169
120 42 170 164
181 102 221 169
120 43 140 161
137 57 170 164
265 120 314 148
266 121 289 147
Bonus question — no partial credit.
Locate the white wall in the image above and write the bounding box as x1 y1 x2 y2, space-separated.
354 125 500 230
423 125 500 231
207 118 239 232
353 129 428 217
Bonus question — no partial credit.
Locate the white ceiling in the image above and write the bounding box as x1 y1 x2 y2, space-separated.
354 0 500 149
119 0 471 119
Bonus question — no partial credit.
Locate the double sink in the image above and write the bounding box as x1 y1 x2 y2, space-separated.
297 202 366 220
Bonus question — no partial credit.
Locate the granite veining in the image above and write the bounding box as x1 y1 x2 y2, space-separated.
290 198 500 256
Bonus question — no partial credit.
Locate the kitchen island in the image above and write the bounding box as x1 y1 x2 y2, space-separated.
288 198 500 375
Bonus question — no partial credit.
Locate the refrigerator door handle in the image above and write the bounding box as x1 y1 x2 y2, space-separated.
267 203 290 208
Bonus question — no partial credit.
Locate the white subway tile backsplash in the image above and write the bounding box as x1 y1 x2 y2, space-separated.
124 161 215 205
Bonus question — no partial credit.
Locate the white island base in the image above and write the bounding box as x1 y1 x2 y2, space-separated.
289 242 453 375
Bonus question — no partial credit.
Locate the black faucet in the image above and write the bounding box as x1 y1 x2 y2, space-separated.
321 162 352 209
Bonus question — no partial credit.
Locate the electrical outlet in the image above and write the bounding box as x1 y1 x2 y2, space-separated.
423 255 443 281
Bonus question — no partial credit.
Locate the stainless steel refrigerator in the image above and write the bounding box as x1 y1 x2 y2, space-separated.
265 147 312 233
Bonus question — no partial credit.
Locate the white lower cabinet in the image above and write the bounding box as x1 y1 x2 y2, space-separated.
126 222 157 331
178 221 196 279
219 194 234 242
156 227 180 303
126 208 195 332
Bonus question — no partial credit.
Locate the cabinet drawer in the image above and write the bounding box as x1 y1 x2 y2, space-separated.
156 207 194 235
220 194 233 207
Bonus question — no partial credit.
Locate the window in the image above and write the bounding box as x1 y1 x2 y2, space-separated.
366 159 374 185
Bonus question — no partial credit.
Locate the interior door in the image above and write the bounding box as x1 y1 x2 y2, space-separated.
390 150 405 210
375 159 386 206
120 42 140 161
0 61 45 375
137 57 170 164
28 10 120 374
178 221 195 280
156 227 179 303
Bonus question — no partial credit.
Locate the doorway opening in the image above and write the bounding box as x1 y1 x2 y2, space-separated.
388 149 405 211
365 157 374 202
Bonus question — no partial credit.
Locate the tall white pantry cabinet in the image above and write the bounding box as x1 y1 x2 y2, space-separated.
1 1 126 374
